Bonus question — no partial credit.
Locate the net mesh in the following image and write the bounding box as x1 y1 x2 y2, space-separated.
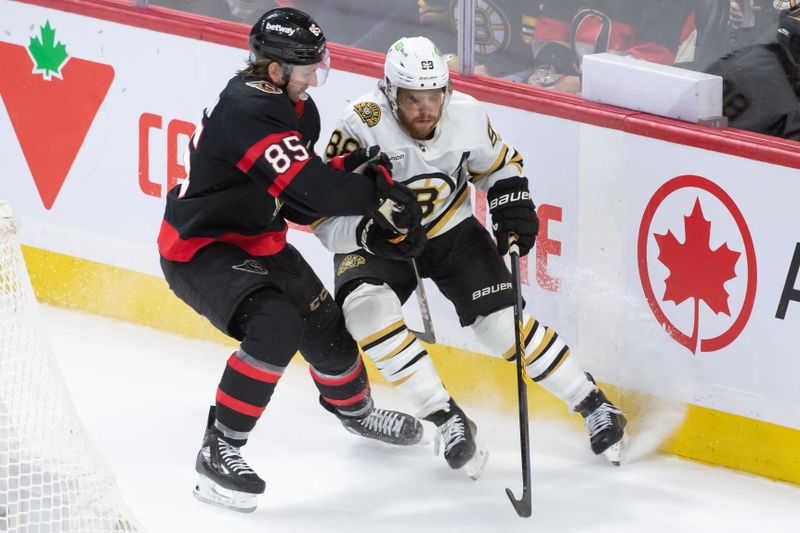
0 199 145 532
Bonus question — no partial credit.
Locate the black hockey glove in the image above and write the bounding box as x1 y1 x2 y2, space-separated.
363 161 422 233
356 215 427 260
487 176 539 257
328 145 388 174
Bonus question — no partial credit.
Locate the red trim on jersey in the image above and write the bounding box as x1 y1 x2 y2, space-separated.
328 154 347 171
216 389 266 417
321 386 370 407
266 158 308 197
227 353 282 384
309 357 364 386
157 219 287 262
237 131 295 173
236 130 310 197
295 100 305 118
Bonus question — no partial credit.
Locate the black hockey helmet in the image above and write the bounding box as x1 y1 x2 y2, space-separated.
777 4 800 66
249 8 327 65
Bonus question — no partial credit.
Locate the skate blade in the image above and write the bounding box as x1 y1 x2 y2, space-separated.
602 435 628 466
464 440 490 480
193 475 258 513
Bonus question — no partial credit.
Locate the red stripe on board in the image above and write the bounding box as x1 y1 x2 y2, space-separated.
216 389 265 417
321 385 370 407
227 353 282 384
19 0 800 169
309 357 364 386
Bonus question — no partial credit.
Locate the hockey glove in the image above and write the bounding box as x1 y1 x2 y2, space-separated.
328 145 389 174
363 161 422 233
487 176 539 257
356 215 427 260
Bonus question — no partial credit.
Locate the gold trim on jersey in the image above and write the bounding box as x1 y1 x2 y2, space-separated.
354 102 382 127
310 217 327 229
425 186 469 238
507 148 523 174
470 144 508 184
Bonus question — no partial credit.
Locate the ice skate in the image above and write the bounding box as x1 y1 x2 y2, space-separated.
425 400 489 480
338 406 425 446
193 407 265 512
574 376 627 466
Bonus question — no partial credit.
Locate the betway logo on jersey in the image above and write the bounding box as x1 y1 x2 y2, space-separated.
0 21 114 209
472 282 512 300
265 23 297 36
488 191 531 209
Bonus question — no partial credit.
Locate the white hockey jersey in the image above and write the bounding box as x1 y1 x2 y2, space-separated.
315 87 524 253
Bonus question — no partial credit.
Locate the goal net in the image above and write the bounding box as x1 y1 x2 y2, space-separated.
0 199 145 532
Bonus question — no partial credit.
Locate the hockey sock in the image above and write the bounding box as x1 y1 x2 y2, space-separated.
215 349 285 446
343 282 450 417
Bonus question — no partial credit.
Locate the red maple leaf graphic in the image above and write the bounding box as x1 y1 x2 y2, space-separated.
654 198 741 353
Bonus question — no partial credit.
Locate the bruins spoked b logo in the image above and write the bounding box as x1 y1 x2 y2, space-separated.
354 102 381 127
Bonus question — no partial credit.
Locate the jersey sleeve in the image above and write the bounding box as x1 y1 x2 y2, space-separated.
467 107 525 192
313 113 368 253
230 100 378 220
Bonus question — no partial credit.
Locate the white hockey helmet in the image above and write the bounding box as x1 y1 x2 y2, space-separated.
382 36 452 119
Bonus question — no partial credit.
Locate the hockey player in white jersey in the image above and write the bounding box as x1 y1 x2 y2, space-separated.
315 36 626 477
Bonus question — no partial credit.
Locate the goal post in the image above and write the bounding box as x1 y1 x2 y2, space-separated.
0 199 146 532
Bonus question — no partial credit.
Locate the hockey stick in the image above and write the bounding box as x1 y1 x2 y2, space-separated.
504 236 532 518
408 258 436 344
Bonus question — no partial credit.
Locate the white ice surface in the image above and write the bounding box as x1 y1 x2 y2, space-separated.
42 305 799 533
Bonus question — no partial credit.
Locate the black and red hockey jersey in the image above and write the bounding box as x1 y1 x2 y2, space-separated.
158 74 380 262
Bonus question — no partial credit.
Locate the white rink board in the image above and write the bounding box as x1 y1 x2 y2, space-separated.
1 2 799 431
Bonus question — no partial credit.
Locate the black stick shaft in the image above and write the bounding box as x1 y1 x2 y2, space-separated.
505 248 532 517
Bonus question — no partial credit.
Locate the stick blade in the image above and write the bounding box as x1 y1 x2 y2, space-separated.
505 487 532 518
409 329 436 344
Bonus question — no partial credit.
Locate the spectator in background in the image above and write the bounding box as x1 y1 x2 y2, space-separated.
417 0 540 81
147 0 276 24
704 2 800 140
528 0 695 93
725 0 783 52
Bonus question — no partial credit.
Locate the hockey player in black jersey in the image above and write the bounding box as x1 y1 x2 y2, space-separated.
157 8 427 512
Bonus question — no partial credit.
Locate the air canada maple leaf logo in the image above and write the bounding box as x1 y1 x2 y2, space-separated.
0 21 115 209
638 175 757 354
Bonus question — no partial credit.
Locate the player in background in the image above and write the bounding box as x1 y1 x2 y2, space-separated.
315 36 626 479
158 9 426 512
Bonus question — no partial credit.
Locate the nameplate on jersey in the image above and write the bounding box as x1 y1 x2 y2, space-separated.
246 80 283 94
354 102 381 127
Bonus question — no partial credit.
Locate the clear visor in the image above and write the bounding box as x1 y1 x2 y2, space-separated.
287 49 331 88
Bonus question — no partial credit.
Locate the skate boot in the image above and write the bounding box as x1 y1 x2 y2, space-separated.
424 399 489 480
574 374 627 466
193 407 265 512
339 406 425 445
321 398 425 446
